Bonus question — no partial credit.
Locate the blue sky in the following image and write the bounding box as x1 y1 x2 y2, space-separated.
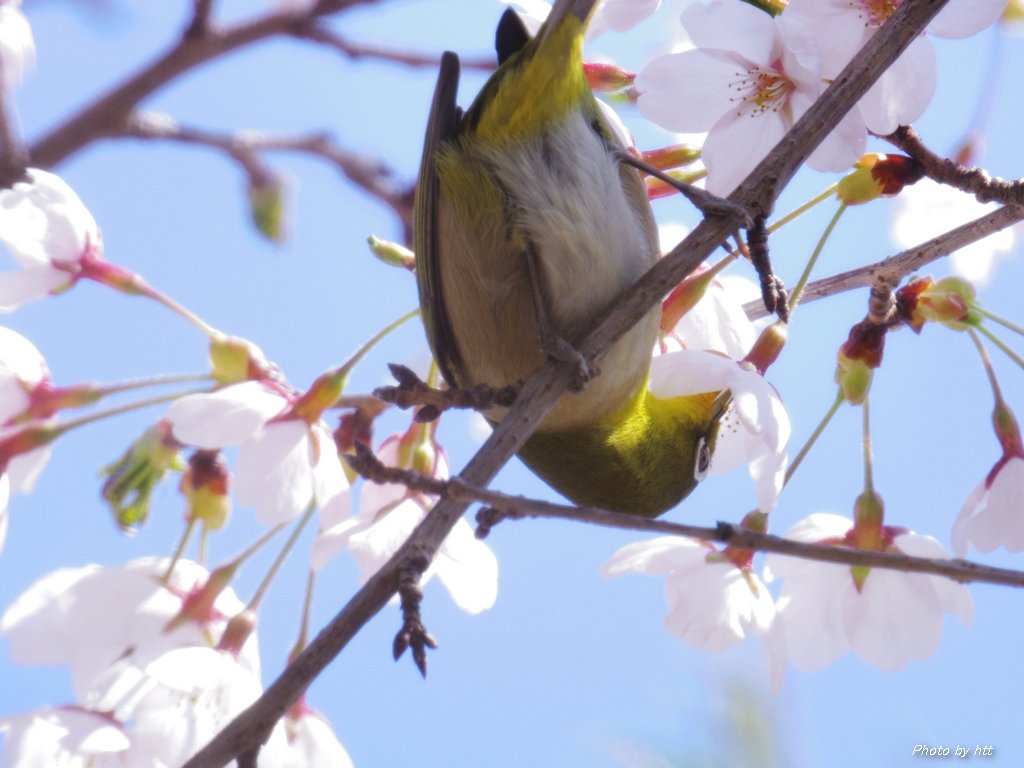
1 1 1023 766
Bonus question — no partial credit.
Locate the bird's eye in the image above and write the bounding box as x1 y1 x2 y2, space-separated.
693 436 711 481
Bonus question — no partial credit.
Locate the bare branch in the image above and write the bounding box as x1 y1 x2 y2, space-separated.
115 112 415 235
184 0 218 39
182 2 956 765
744 203 1024 319
345 445 1024 589
0 94 28 187
887 125 1024 205
28 0 381 169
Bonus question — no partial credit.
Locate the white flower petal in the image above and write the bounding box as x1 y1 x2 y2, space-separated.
0 263 69 312
236 420 316 524
0 170 97 267
603 536 707 577
858 36 936 134
435 517 499 614
928 0 1008 38
261 708 354 768
0 5 35 90
168 381 289 449
0 707 131 766
682 0 778 63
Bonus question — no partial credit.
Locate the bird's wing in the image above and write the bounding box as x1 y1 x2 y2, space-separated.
414 51 464 387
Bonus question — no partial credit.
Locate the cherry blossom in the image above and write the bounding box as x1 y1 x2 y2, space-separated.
890 177 1017 286
0 488 7 554
659 264 759 359
603 536 775 652
261 702 354 768
648 348 790 511
0 706 135 767
636 0 866 194
952 455 1024 556
0 170 102 311
765 513 973 672
0 325 48 422
0 0 34 91
90 646 263 768
312 431 499 614
167 380 351 525
0 557 258 703
0 327 54 542
785 0 1008 134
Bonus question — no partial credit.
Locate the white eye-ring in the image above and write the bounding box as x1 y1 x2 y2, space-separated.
693 436 711 481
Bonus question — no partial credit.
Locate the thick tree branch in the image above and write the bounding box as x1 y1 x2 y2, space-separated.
28 0 380 169
182 2 955 766
184 0 218 39
743 204 1024 319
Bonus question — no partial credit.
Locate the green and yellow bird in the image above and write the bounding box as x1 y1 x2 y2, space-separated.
414 0 727 517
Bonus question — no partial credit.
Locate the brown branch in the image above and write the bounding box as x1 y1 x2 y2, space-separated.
182 2 955 766
476 497 1024 588
0 94 28 187
184 0 218 39
297 25 496 72
346 444 1024 589
744 203 1024 319
886 125 1024 205
27 0 380 169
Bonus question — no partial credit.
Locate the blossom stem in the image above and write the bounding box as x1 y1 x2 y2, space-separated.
862 395 874 495
769 183 840 234
246 502 317 612
199 526 210 566
975 323 1024 374
784 390 844 485
294 570 316 655
788 202 847 314
133 281 222 338
967 327 1005 406
976 305 1024 338
332 307 420 391
96 372 213 395
48 389 210 440
164 516 198 583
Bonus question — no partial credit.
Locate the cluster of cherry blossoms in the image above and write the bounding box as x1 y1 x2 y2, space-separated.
1 558 354 766
0 156 505 761
634 0 1008 195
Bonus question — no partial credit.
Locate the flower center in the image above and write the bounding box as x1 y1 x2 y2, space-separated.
854 0 899 27
732 65 793 117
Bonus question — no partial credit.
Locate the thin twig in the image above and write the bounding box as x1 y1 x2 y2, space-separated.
297 25 496 71
181 3 956 766
345 444 1024 589
115 112 414 235
373 363 519 421
744 204 1024 320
